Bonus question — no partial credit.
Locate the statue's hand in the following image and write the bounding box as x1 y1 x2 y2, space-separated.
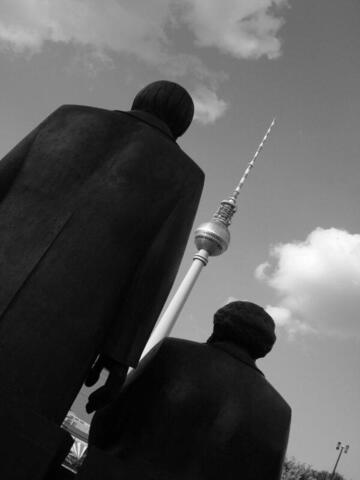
85 356 128 413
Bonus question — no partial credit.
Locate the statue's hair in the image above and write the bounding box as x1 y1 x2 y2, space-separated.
131 80 194 139
207 301 276 359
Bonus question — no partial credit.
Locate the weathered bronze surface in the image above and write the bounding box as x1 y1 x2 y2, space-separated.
84 301 291 480
0 81 204 427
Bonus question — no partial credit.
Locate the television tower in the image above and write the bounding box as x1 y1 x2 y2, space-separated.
139 118 276 360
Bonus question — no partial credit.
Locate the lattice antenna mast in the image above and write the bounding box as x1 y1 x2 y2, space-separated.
139 118 276 360
211 116 276 230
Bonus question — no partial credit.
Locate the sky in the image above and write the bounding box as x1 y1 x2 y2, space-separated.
0 0 359 478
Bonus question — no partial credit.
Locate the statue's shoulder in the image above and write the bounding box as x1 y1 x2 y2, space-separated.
162 337 201 350
159 338 208 362
50 104 114 118
179 149 204 181
41 105 130 133
261 375 292 417
55 104 108 111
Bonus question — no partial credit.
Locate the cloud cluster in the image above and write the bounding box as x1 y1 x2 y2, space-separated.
192 85 228 124
0 0 171 63
0 0 287 59
182 0 287 60
0 0 287 123
256 228 360 339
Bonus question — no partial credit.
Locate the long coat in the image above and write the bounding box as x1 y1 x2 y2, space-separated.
88 338 291 480
0 106 204 424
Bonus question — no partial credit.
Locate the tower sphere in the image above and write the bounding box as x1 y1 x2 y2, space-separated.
194 220 230 256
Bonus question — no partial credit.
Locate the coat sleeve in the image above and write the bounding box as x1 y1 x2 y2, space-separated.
102 170 204 368
89 339 168 449
0 125 40 202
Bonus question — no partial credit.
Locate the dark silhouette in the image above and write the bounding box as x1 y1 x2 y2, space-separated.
0 80 203 425
80 301 291 480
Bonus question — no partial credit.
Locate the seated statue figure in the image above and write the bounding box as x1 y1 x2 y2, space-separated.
80 301 291 480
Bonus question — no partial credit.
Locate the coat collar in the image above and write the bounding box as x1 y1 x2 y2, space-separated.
119 110 175 141
209 340 264 376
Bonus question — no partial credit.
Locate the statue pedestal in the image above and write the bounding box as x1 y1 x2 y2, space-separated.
0 401 73 480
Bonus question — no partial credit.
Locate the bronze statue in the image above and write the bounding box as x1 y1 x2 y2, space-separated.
81 301 291 480
0 80 204 425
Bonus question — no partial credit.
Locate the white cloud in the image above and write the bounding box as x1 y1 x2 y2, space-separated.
0 0 225 118
264 305 315 340
0 0 172 63
0 1 288 124
256 228 360 339
182 0 287 59
224 296 240 305
265 305 292 327
192 85 228 124
0 1 287 61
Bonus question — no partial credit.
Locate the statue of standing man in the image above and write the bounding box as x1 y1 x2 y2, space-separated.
0 81 204 427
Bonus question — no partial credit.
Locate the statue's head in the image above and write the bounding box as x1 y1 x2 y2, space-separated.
131 80 194 139
207 301 276 359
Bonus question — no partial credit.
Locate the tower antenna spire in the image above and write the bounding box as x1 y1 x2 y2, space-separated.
211 116 276 231
234 117 276 197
